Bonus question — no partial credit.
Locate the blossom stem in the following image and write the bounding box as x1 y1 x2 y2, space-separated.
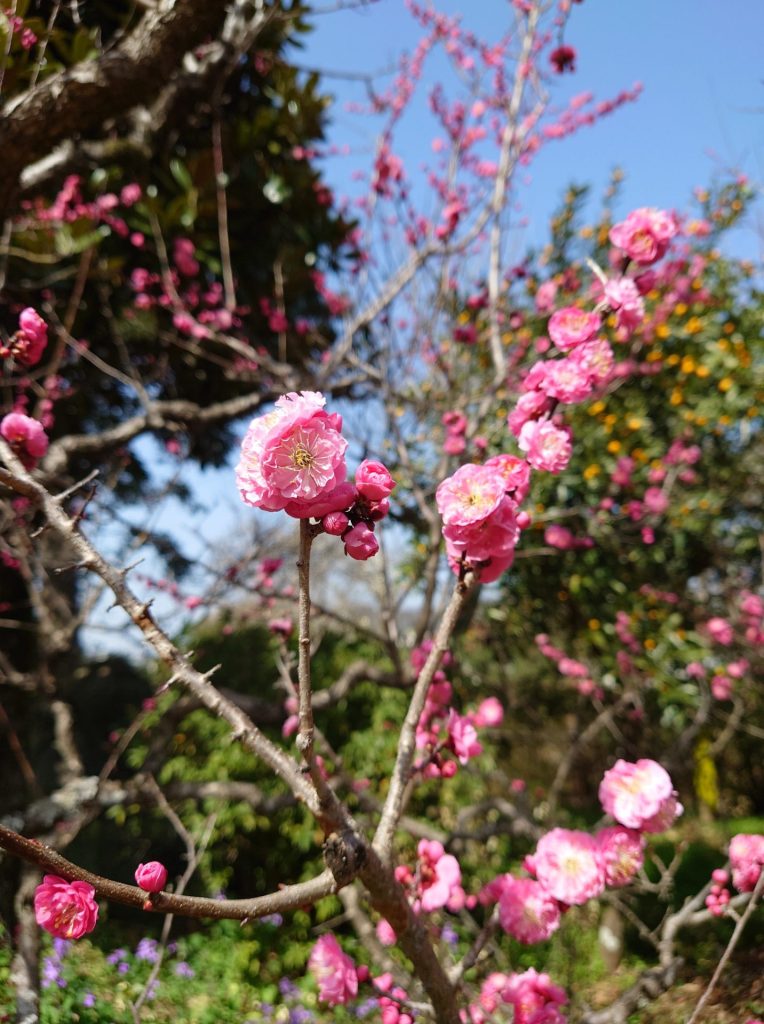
684 869 764 1024
297 518 316 765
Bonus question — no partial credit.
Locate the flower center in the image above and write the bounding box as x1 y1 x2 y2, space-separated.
54 904 78 935
291 443 315 470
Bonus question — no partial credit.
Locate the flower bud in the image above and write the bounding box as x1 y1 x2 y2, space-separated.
135 861 168 893
355 459 395 501
323 511 349 535
343 522 379 560
366 498 390 521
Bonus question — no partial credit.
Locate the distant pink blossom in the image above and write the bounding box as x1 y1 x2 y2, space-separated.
446 710 482 764
550 45 576 73
729 834 764 893
599 758 683 832
705 616 734 646
711 675 733 700
535 280 558 313
533 829 605 905
473 697 504 727
545 525 574 549
308 934 358 1005
34 876 99 940
603 277 644 334
643 487 669 515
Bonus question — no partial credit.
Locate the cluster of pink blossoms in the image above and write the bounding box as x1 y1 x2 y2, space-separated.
393 839 466 920
435 456 530 581
411 640 504 776
236 392 395 560
705 834 764 917
471 968 567 1024
500 207 677 492
481 759 679 945
535 633 601 698
1 307 48 366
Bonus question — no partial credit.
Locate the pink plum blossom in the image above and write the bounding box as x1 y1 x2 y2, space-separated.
13 308 48 365
236 392 349 517
507 389 554 437
1 412 49 466
34 875 99 940
535 280 558 313
603 277 645 334
308 933 359 1005
538 354 595 403
548 307 601 351
484 453 531 501
446 710 482 764
436 463 506 527
609 208 678 265
495 876 561 944
322 511 349 535
595 826 645 887
599 758 683 832
578 338 615 385
729 834 764 893
518 420 572 473
501 968 568 1024
533 828 605 905
473 697 504 727
705 616 734 646
417 840 465 912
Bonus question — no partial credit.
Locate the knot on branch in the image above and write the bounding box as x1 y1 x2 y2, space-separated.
323 829 366 887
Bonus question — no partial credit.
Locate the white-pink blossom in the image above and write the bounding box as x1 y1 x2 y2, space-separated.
599 758 683 832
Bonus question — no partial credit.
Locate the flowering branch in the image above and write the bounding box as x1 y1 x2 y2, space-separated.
0 440 320 816
0 822 338 921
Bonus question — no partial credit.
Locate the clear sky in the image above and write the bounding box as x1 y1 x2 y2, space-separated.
300 0 764 261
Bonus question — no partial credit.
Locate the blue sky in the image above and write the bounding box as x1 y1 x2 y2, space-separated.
301 0 764 260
